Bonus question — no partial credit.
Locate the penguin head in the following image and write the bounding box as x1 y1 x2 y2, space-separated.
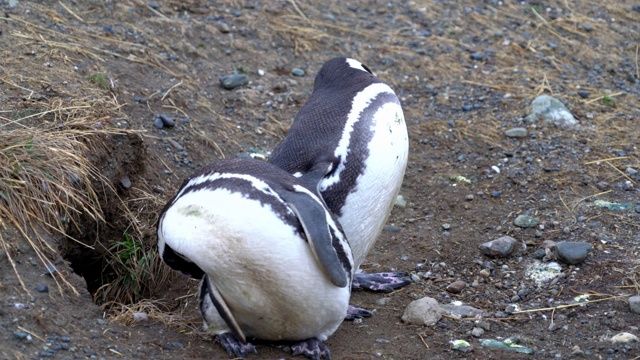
313 57 375 91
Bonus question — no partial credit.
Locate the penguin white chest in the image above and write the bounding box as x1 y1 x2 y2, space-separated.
158 169 352 342
321 84 409 268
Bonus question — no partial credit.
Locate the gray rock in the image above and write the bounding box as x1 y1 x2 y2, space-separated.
471 327 485 337
440 304 485 318
555 241 592 265
446 280 467 294
526 95 577 127
479 236 519 258
629 296 640 315
220 73 249 90
610 332 639 344
158 114 175 127
402 297 444 326
152 117 164 129
514 215 540 228
504 127 528 138
120 176 132 189
291 68 305 76
36 284 49 293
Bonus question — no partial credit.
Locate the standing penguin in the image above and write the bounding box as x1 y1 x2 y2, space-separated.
157 158 353 359
269 57 410 293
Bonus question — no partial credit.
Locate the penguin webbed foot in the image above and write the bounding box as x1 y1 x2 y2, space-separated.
291 338 331 360
216 333 257 358
352 271 413 292
345 304 374 320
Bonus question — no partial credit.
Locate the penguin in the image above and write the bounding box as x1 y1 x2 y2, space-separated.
269 57 410 293
157 158 353 359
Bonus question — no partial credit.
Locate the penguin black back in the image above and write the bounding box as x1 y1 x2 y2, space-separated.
269 57 402 217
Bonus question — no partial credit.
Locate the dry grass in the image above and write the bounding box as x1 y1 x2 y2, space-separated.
0 95 124 296
0 8 175 301
104 296 202 333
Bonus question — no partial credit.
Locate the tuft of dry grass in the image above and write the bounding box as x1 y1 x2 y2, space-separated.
0 96 126 296
104 297 202 332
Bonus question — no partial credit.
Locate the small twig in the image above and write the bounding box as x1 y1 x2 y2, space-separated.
288 0 310 23
584 92 624 105
17 326 45 342
417 333 430 349
513 296 623 314
584 156 629 164
604 160 636 184
635 45 639 81
531 6 548 24
158 157 178 179
161 81 183 101
59 2 84 22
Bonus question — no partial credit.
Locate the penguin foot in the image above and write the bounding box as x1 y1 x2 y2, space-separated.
345 304 374 320
291 338 331 360
216 333 257 358
352 271 413 292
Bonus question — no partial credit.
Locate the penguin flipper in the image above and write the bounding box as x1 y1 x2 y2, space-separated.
203 274 247 343
280 189 349 288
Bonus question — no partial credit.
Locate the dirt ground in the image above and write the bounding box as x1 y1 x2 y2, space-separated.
1 0 639 359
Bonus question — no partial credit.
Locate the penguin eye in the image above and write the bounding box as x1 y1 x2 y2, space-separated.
361 63 373 74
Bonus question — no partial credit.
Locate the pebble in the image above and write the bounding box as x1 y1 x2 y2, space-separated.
504 127 528 138
167 139 183 150
582 23 593 31
440 304 484 318
36 284 49 293
291 68 305 76
514 215 540 228
525 94 577 127
548 322 559 331
401 297 444 326
628 296 640 314
479 269 491 278
13 330 29 340
471 327 485 337
383 225 400 233
442 223 451 230
610 332 639 343
217 22 230 33
478 236 518 258
555 241 592 265
219 73 248 90
120 176 132 189
571 345 584 356
158 114 175 127
470 52 485 60
152 117 164 129
532 248 546 259
395 195 406 207
577 90 589 99
464 194 474 201
491 190 502 198
446 280 467 294
462 104 473 112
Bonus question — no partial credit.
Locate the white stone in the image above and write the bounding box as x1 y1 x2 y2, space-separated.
402 297 443 326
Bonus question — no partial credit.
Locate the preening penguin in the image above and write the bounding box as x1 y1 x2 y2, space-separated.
157 158 353 359
269 57 410 292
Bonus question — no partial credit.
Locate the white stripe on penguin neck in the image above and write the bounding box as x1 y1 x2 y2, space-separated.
175 172 277 202
321 82 396 190
345 58 373 75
